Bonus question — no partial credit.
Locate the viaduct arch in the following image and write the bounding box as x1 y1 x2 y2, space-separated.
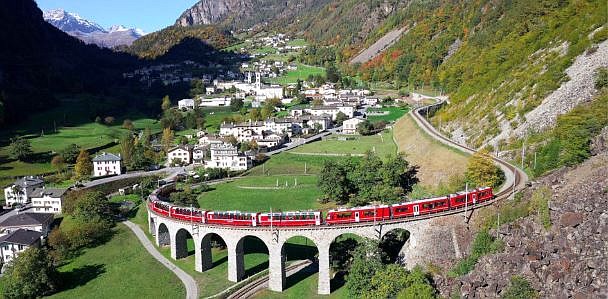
149 208 440 295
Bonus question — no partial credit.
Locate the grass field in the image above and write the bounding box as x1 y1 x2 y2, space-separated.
289 131 396 158
393 114 469 186
198 175 330 211
367 107 410 123
0 98 161 187
267 64 326 85
46 223 185 299
246 152 348 176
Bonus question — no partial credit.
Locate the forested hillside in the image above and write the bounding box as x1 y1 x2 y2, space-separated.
293 0 607 167
125 25 235 60
0 0 139 126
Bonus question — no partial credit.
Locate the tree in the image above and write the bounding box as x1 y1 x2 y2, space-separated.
318 160 350 204
335 111 349 125
161 95 171 111
226 135 238 146
72 191 112 221
326 63 341 83
161 128 174 151
230 98 244 111
345 239 383 298
51 155 65 173
501 275 538 299
8 136 33 161
60 144 81 164
103 116 115 125
465 149 502 188
368 264 410 299
2 247 58 299
122 119 134 131
312 98 324 107
357 120 375 135
249 108 262 121
120 133 135 167
74 150 92 179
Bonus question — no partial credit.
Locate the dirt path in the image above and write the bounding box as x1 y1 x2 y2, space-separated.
350 27 408 64
123 221 199 299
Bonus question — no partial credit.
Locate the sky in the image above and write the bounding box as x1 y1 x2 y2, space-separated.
35 0 197 33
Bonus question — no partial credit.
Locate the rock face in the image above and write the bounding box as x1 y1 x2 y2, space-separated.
440 151 608 298
175 0 244 27
175 0 332 30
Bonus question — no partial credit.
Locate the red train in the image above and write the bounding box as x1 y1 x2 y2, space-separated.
148 187 493 227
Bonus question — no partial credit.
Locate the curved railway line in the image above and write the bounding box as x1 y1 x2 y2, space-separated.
147 98 529 298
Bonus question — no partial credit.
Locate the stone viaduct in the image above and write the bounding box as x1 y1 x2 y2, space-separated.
148 208 446 295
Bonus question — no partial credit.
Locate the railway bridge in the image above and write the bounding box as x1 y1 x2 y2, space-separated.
148 208 449 295
146 98 528 295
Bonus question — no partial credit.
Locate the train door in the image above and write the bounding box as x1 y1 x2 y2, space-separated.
252 214 257 227
413 205 420 216
355 211 360 222
472 193 477 204
315 213 320 225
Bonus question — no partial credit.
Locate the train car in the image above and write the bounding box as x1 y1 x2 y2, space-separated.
390 201 417 218
415 196 450 215
258 211 322 227
171 207 205 223
206 211 259 226
449 190 479 209
326 205 391 225
476 187 494 203
150 200 171 217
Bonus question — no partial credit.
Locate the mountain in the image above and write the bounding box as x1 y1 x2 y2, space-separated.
43 8 105 33
43 9 144 47
125 25 235 61
175 0 331 30
0 0 139 126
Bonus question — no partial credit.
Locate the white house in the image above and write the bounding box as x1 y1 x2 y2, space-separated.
306 105 355 120
30 188 66 214
0 229 42 266
92 153 122 177
342 117 366 134
178 98 195 110
3 177 44 206
167 146 192 165
0 213 54 237
205 144 252 171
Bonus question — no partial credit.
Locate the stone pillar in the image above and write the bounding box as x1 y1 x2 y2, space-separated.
175 231 188 259
149 216 155 236
170 229 178 260
227 240 245 282
268 246 285 292
197 236 213 272
317 243 331 295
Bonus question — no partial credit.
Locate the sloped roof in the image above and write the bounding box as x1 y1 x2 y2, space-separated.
92 152 121 162
0 229 42 246
0 213 54 227
30 188 67 198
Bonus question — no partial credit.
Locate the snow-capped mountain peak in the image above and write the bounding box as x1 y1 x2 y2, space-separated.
43 9 106 34
43 9 145 48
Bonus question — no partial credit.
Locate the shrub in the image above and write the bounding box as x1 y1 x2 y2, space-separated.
502 275 538 299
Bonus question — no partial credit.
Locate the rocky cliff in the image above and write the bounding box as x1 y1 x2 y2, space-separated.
439 136 608 298
175 0 331 30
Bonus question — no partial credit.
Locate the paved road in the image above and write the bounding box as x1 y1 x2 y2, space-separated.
264 127 340 156
123 220 198 299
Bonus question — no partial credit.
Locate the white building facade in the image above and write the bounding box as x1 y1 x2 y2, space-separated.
30 188 66 214
92 153 122 177
3 177 44 206
205 144 252 171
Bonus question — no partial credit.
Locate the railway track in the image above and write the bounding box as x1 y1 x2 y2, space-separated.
226 260 313 299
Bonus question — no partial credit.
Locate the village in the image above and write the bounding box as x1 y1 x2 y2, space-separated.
0 31 413 274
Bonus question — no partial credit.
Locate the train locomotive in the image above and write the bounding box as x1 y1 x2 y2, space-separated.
148 186 493 227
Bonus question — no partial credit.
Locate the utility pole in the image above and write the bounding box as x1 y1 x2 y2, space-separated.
464 183 468 223
496 213 500 239
534 152 537 170
521 137 526 169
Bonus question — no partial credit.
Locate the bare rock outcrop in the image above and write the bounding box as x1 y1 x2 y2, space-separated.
439 151 608 298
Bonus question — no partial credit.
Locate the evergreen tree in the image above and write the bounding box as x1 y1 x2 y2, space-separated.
161 95 171 111
120 133 135 168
